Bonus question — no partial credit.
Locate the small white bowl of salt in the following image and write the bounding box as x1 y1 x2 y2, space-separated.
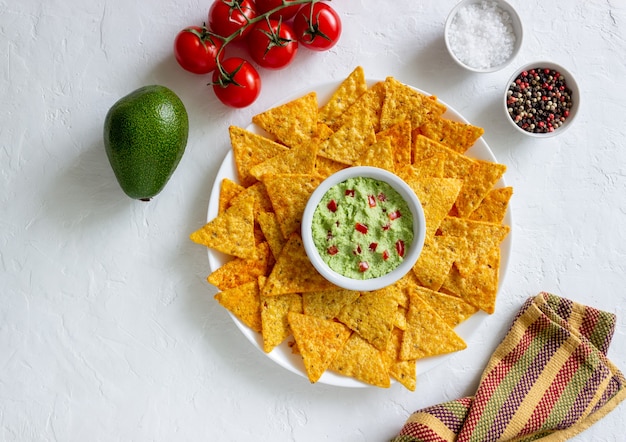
445 0 523 73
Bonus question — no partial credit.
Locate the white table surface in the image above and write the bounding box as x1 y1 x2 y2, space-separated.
3 0 626 440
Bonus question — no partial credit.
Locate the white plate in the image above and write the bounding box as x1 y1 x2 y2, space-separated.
206 80 512 388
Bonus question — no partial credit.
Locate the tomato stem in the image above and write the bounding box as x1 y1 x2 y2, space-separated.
210 0 324 83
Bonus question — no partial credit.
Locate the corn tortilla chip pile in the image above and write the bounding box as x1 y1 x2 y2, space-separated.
191 66 512 390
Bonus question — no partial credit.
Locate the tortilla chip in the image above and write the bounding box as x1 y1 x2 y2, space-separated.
391 275 412 308
261 292 303 353
441 246 501 314
394 306 408 331
288 312 352 383
379 77 447 131
208 242 272 290
317 105 377 165
455 159 507 218
218 178 245 214
332 81 386 132
438 216 510 277
405 177 463 238
318 66 367 128
376 120 412 170
302 289 360 320
262 173 324 238
413 152 447 178
412 285 478 327
252 92 319 148
419 117 485 154
190 193 256 259
383 327 416 391
262 233 337 296
229 125 289 187
257 211 287 259
314 155 348 179
250 139 318 181
229 181 273 215
337 287 398 351
214 280 262 333
330 332 390 387
412 134 478 180
411 235 463 291
469 186 513 224
357 137 395 172
400 291 466 361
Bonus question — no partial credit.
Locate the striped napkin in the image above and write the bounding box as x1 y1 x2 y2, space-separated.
392 292 626 442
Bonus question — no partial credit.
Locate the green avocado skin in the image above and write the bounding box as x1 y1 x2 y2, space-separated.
104 85 189 200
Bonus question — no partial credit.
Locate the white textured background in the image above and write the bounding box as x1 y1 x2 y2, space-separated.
2 0 626 440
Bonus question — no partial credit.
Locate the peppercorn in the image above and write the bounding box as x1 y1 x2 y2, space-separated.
507 67 573 134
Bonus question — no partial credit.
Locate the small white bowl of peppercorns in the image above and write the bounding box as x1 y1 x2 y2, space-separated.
504 61 580 137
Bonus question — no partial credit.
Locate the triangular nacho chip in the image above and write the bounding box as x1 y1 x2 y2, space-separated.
412 134 478 180
252 92 319 148
331 81 386 132
218 178 245 214
249 139 318 181
330 333 391 388
379 76 447 131
302 289 360 320
419 117 485 154
383 327 417 391
405 177 463 238
288 312 352 383
262 173 324 238
257 211 287 259
376 119 412 170
190 193 256 259
412 285 478 328
314 155 348 179
317 107 377 165
229 125 289 187
455 159 507 218
441 246 501 314
337 286 398 351
400 290 466 361
468 186 513 224
357 136 395 172
412 234 463 291
318 66 367 128
229 181 273 215
214 280 262 333
260 292 303 353
262 233 336 296
438 216 510 277
208 242 273 290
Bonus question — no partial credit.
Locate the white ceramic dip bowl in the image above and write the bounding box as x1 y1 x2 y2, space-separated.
301 166 426 292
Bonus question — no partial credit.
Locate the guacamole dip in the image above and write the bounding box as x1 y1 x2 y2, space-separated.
311 176 414 280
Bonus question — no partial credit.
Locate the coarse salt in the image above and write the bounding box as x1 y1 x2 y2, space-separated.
448 1 517 70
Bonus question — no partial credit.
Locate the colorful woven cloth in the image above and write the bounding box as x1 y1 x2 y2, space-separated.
392 292 626 442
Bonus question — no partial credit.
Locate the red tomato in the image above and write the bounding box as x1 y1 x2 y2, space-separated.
212 58 261 108
293 2 341 51
255 0 300 20
208 0 257 40
247 19 298 70
174 26 224 74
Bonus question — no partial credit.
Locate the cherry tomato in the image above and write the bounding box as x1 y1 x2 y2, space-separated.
293 2 342 51
208 0 257 41
247 19 298 70
174 26 224 74
212 57 261 108
255 0 300 20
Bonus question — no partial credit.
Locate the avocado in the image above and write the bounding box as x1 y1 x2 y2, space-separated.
104 85 189 201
